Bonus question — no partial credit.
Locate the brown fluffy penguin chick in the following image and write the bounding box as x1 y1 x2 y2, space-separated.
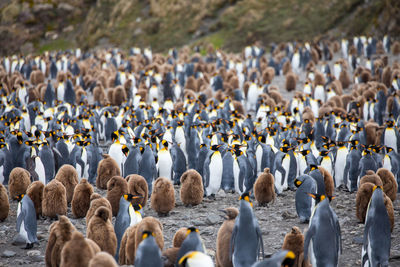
26 181 44 219
180 169 204 206
55 164 78 204
119 224 138 265
151 177 175 216
42 180 68 218
87 206 117 256
85 196 112 227
285 71 297 91
126 174 148 207
359 170 383 187
88 251 118 267
356 182 376 223
112 86 127 106
45 215 77 267
392 41 400 55
173 227 188 248
318 166 334 198
71 178 94 218
216 207 239 267
383 194 395 232
106 176 128 216
0 184 9 221
8 167 31 199
339 69 351 89
60 231 100 267
97 154 121 190
282 226 310 267
254 168 275 206
162 247 180 267
135 216 164 253
376 168 397 201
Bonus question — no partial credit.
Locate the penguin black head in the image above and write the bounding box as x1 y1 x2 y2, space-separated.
142 230 155 239
17 132 23 144
239 192 252 206
121 145 129 156
211 144 221 151
132 203 142 211
282 251 296 267
16 194 25 202
309 164 318 172
161 140 169 149
186 227 199 235
258 135 266 143
386 146 394 153
307 193 335 203
299 150 310 156
294 179 302 188
320 150 329 157
124 194 143 202
111 131 119 142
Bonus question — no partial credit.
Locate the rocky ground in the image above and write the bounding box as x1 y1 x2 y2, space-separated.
0 184 399 266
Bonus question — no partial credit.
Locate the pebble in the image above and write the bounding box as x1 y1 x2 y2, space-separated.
2 250 16 258
352 236 363 244
205 214 220 225
281 211 296 219
27 250 41 257
191 220 206 226
12 235 26 246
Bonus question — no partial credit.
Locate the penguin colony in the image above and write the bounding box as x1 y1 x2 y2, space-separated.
0 35 399 266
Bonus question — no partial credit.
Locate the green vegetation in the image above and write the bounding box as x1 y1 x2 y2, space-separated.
0 0 399 55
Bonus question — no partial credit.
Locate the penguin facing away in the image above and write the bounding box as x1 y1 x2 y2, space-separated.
134 231 163 267
230 192 264 267
16 194 38 249
361 186 391 267
304 196 341 267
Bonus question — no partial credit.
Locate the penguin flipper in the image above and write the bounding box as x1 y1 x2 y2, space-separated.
229 223 238 260
255 224 264 259
303 224 316 261
16 209 25 232
76 158 85 177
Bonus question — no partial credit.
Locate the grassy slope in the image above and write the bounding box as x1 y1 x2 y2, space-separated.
0 0 399 55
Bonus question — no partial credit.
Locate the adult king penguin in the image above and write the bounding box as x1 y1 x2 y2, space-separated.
230 192 264 267
16 194 38 249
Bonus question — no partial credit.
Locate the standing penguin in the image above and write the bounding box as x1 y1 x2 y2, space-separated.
274 146 296 195
176 227 206 266
361 186 391 267
16 194 38 249
150 177 175 216
157 140 173 181
294 175 317 223
114 194 143 260
304 196 341 267
134 231 163 267
138 144 157 194
334 142 348 188
203 145 223 197
230 192 264 267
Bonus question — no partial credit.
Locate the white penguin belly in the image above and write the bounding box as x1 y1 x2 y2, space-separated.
299 157 307 175
158 151 173 181
383 156 392 172
314 85 325 102
246 84 259 111
256 146 263 175
321 158 333 177
207 154 223 196
384 129 397 153
20 220 29 243
233 159 241 194
334 148 347 187
35 158 46 185
0 166 3 184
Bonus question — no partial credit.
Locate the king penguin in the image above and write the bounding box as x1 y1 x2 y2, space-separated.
178 251 214 267
304 195 341 267
230 192 264 267
361 186 391 267
157 140 173 181
294 175 317 223
114 194 143 260
176 227 206 266
16 194 38 249
251 250 295 267
135 231 163 267
203 144 223 197
334 141 349 188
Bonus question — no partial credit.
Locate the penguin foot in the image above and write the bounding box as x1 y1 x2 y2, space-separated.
207 194 216 200
24 243 34 249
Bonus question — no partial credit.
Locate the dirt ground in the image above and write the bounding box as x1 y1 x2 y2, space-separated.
0 184 399 266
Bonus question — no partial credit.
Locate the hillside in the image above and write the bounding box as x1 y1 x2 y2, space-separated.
0 0 399 55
